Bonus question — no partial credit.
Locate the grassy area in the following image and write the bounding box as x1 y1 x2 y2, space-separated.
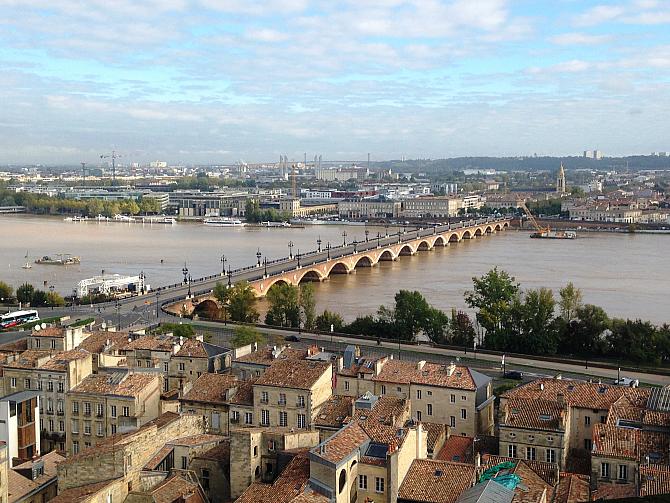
69 317 95 328
19 316 62 330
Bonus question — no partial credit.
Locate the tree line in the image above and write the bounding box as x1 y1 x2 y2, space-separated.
0 281 65 308
244 200 292 223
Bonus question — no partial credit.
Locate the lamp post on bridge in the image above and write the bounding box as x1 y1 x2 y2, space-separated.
256 248 262 267
342 230 347 246
220 255 226 276
385 224 389 237
288 241 294 259
139 271 146 295
263 257 268 278
296 250 301 268
353 240 357 253
182 263 189 285
227 267 232 288
377 232 381 248
187 274 192 298
365 229 369 242
326 242 331 260
317 236 322 253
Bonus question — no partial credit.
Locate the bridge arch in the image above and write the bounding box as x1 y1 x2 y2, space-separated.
434 236 447 247
327 262 352 275
378 249 396 261
485 225 493 234
298 269 324 283
354 255 374 268
260 277 292 294
193 299 220 319
462 230 473 239
448 233 460 243
399 244 415 256
474 228 483 237
417 240 432 251
494 223 502 231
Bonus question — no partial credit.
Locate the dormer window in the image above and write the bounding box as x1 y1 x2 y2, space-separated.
539 414 551 421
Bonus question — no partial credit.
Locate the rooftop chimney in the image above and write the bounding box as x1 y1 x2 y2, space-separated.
416 360 426 371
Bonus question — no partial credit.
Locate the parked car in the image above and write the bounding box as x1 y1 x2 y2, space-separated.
284 335 300 342
503 370 524 380
614 377 639 387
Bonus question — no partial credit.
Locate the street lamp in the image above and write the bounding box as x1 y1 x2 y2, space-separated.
385 224 389 237
317 236 322 253
342 230 347 246
264 257 268 277
182 263 189 285
256 248 262 267
49 285 55 310
377 232 381 248
288 241 294 259
220 254 226 276
296 250 301 268
187 274 192 298
155 291 160 318
326 242 331 259
353 240 357 253
227 267 232 287
365 229 369 242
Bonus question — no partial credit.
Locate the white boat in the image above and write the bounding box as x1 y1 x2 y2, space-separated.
290 218 329 225
203 217 245 227
261 221 291 228
66 215 88 222
22 262 32 269
113 214 135 222
141 216 176 225
95 214 109 222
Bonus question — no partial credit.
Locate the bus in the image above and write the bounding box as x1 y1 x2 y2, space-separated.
0 310 39 329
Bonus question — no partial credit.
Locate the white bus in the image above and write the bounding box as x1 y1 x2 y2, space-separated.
0 310 39 329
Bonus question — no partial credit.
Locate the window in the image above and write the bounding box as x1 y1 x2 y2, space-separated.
339 470 347 494
57 400 63 413
297 395 305 407
375 477 385 493
584 416 591 426
84 421 91 435
10 377 16 388
600 415 606 424
48 419 54 431
245 412 253 425
261 409 270 426
268 440 276 451
381 385 386 394
359 474 368 490
417 411 422 421
181 456 188 470
96 404 104 417
508 444 517 458
253 446 258 457
618 465 628 481
72 401 79 414
85 441 91 449
344 381 350 391
396 386 401 392
122 406 130 417
526 447 536 461
462 395 467 401
584 439 592 451
546 449 556 463
179 362 185 371
279 393 286 405
24 378 31 389
417 390 422 399
297 413 306 428
231 410 240 422
601 462 610 479
50 340 56 349
35 339 40 348
461 409 467 420
450 416 456 427
72 441 79 454
84 402 91 416
47 381 53 391
111 424 117 434
261 391 269 404
279 411 288 427
427 404 433 416
97 422 104 436
450 394 456 403
59 421 64 432
427 390 432 396
38 380 43 390
47 398 53 413
110 405 117 418
137 360 142 368
71 419 79 434
201 469 210 490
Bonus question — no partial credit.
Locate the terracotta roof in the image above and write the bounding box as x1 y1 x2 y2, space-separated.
372 360 477 390
230 378 255 405
554 473 590 503
591 481 636 500
70 372 159 397
236 452 312 503
180 373 239 404
314 395 353 428
640 464 670 497
501 378 650 411
144 445 174 470
194 440 230 462
313 421 370 464
502 398 567 431
123 334 176 352
40 349 90 371
48 479 122 503
234 345 307 365
422 422 448 453
256 359 331 390
436 435 473 463
31 326 65 337
0 339 27 353
398 459 475 503
174 338 223 358
338 356 382 377
147 473 206 503
2 349 51 369
352 395 409 444
76 330 130 353
169 433 223 447
8 451 63 503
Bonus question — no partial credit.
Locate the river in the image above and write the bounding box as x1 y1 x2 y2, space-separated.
1 215 667 324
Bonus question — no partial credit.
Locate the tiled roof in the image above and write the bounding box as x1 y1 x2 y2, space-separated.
372 360 477 390
194 440 230 462
234 345 307 365
236 452 312 503
168 433 223 447
2 349 50 369
314 395 353 428
483 455 559 487
31 326 65 337
180 373 239 404
144 445 174 470
48 479 122 503
230 378 255 405
640 464 670 497
591 481 636 500
338 356 381 377
353 396 409 444
70 372 159 397
40 349 90 371
436 435 473 463
8 451 63 503
313 422 370 464
554 473 590 503
123 334 176 352
398 459 475 503
148 473 206 503
501 378 650 411
592 423 638 460
421 422 448 453
502 398 566 431
77 330 130 353
256 359 331 390
174 338 214 358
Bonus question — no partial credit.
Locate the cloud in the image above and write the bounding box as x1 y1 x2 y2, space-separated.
550 32 613 45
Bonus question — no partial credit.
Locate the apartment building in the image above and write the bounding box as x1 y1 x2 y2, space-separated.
401 196 462 218
1 349 92 453
76 330 130 373
120 334 182 392
167 338 231 394
179 373 240 434
65 372 162 456
0 391 40 466
338 199 401 219
253 359 332 430
232 344 318 380
27 325 88 352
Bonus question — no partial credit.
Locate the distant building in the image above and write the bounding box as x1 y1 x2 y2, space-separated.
556 163 567 194
149 161 168 168
338 198 401 219
401 196 461 218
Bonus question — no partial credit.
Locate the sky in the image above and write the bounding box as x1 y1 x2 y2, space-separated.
1 0 670 164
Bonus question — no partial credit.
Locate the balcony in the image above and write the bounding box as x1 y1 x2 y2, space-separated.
230 417 239 424
277 400 287 406
296 402 305 408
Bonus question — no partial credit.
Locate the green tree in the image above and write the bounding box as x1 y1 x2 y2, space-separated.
393 290 434 341
558 304 610 356
465 268 520 350
230 325 265 348
31 290 49 307
0 281 13 301
450 310 476 347
155 323 195 338
265 283 300 327
214 281 259 323
607 319 659 364
299 283 316 330
315 310 344 332
16 283 35 304
85 199 104 216
559 282 583 321
47 291 65 307
516 288 558 355
422 307 450 344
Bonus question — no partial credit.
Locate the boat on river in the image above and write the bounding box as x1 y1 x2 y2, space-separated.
203 217 245 227
35 254 81 265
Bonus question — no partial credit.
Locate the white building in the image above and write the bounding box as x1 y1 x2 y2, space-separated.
0 391 40 466
76 274 147 298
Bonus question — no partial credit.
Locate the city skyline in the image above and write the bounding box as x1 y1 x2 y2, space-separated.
2 0 670 163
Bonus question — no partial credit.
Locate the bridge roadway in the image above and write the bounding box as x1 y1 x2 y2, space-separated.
162 217 511 314
82 217 510 316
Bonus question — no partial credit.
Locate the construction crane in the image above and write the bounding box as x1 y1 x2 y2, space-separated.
520 202 576 239
520 202 550 236
100 150 122 181
80 162 87 184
